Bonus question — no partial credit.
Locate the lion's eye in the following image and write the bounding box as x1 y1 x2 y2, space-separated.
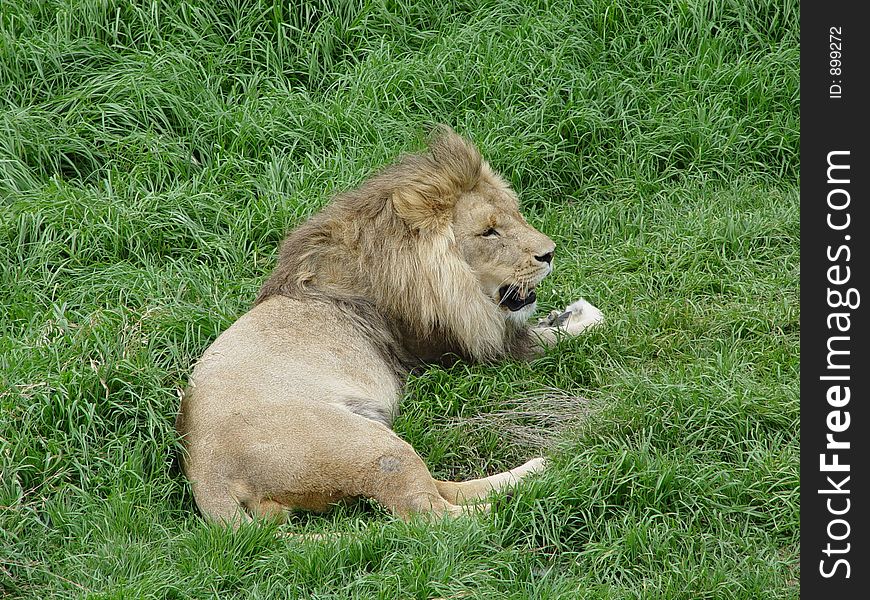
481 227 500 238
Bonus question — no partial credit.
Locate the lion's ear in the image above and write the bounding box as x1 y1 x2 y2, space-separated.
392 126 482 232
392 175 456 232
427 125 482 188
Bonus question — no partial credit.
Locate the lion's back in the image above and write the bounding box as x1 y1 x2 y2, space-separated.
177 295 402 457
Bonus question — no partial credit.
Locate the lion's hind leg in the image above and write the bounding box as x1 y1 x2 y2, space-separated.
433 457 546 505
311 411 488 521
188 476 255 529
225 403 486 523
359 436 488 520
187 458 293 528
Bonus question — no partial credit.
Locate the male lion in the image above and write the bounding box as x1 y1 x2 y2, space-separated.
177 127 603 525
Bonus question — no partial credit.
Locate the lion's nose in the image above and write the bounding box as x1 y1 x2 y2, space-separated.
534 250 554 265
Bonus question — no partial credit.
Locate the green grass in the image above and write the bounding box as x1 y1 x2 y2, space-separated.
1 0 798 598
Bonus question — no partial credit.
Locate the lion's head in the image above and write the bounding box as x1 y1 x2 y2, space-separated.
257 126 556 361
451 170 556 324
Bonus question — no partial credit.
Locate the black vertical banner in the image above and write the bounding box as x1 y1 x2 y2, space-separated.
801 2 868 597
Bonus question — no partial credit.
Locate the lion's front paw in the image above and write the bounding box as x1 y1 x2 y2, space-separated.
557 298 604 335
536 310 563 327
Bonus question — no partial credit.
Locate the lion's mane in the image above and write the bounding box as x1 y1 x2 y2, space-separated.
255 129 521 363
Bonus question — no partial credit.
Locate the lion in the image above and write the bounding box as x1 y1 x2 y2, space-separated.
176 126 603 526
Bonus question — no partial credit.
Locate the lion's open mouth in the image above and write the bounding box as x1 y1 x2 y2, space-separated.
498 285 537 311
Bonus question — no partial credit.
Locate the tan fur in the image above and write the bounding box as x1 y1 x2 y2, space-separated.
177 126 603 526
